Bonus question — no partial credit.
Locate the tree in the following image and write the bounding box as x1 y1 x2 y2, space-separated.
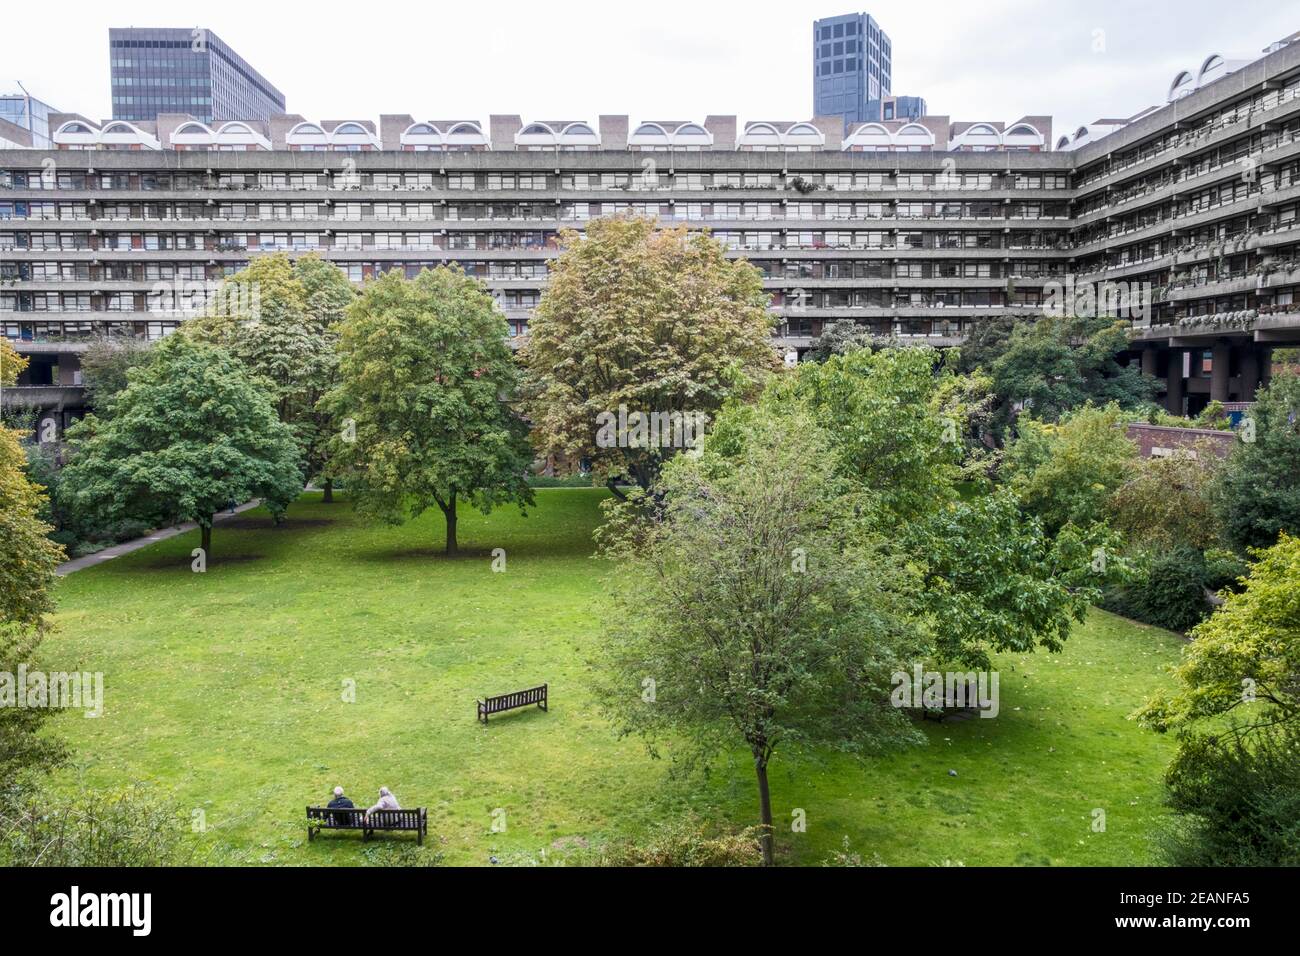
59 335 301 560
1138 533 1300 737
185 252 355 500
1001 404 1139 535
773 347 1110 667
1 338 27 388
79 334 154 416
904 490 1117 668
522 216 776 495
1137 534 1300 865
780 345 961 524
322 267 534 555
804 320 899 362
0 411 67 785
1211 371 1300 551
1108 450 1221 552
990 314 1158 425
954 314 1018 375
595 405 924 865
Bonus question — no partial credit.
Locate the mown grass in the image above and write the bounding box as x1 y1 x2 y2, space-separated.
41 488 1184 866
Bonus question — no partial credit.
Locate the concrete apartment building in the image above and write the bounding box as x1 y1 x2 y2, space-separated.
2 33 1300 438
109 27 285 124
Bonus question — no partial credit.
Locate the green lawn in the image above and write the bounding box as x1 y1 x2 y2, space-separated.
42 488 1185 866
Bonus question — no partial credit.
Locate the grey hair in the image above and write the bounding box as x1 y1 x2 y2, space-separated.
333 786 344 797
379 786 391 796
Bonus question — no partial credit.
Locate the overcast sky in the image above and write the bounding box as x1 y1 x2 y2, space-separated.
6 0 1297 142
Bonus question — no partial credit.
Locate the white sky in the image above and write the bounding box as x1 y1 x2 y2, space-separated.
5 0 1297 143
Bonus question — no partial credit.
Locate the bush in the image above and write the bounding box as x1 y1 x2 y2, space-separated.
589 816 763 867
1161 728 1300 866
0 786 194 867
1101 546 1211 632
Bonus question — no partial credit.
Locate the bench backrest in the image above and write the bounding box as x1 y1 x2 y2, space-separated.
308 806 366 827
367 808 425 830
483 684 547 713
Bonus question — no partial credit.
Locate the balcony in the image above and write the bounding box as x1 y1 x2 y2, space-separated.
0 385 86 407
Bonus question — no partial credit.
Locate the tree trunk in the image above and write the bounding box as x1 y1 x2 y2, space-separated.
200 521 212 559
443 494 458 556
755 757 775 867
322 479 333 504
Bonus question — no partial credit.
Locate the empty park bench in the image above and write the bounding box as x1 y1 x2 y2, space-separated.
477 683 548 723
306 806 428 845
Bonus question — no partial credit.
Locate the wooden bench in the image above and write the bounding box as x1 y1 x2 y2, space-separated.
477 683 548 723
306 806 428 845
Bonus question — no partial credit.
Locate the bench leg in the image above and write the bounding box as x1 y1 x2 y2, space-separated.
308 826 315 842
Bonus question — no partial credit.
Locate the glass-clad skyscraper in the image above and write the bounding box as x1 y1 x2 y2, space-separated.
109 27 285 123
0 91 57 148
813 13 891 126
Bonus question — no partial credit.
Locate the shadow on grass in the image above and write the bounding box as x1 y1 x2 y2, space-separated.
221 517 335 531
126 552 268 571
475 705 552 728
355 538 597 564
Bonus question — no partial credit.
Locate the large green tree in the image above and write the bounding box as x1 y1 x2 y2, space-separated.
595 405 924 865
1 395 68 785
185 252 355 500
322 266 533 555
522 216 776 495
1211 371 1300 551
60 335 302 559
776 346 1112 665
1001 403 1139 535
990 314 1158 425
1137 534 1300 865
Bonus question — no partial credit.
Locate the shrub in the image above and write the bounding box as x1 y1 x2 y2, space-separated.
1101 546 1211 632
1160 727 1300 866
591 816 763 867
0 786 194 867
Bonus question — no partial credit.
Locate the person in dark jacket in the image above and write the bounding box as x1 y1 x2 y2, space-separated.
326 786 355 826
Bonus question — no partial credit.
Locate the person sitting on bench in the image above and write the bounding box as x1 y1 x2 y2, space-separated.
366 786 400 819
326 786 355 826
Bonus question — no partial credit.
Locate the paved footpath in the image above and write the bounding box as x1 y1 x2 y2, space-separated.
56 500 263 576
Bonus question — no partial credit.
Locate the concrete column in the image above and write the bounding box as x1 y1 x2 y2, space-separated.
1166 348 1186 415
1140 347 1157 377
1210 342 1231 402
1240 346 1260 401
1259 346 1274 392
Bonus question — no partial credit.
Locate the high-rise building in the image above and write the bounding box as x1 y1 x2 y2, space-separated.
0 88 58 148
109 27 285 124
865 95 927 123
813 13 890 126
813 13 927 130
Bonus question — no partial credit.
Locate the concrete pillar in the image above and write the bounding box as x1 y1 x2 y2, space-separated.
1210 342 1231 402
1240 347 1260 401
1260 346 1274 393
1166 348 1186 415
1140 347 1157 378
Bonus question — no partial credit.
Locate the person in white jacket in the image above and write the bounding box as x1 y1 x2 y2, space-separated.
366 786 401 817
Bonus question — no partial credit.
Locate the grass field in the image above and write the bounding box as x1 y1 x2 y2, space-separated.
41 488 1186 866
